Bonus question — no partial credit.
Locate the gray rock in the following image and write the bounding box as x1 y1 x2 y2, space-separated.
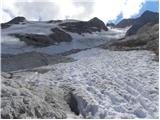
115 19 136 28
10 33 53 47
126 10 159 36
59 17 108 34
49 27 72 43
9 28 72 47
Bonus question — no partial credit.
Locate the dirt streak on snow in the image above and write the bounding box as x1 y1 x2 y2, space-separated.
14 48 158 119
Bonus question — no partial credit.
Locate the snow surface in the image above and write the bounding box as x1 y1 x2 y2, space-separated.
14 48 158 119
1 21 158 118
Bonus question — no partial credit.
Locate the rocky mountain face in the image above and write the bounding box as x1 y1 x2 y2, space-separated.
103 23 159 60
1 16 27 29
106 23 115 27
114 19 136 28
59 17 108 34
114 11 158 34
102 11 159 60
126 11 159 36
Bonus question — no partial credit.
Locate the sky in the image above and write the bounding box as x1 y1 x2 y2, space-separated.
0 0 159 24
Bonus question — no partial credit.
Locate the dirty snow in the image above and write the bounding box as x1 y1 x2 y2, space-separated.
13 48 159 119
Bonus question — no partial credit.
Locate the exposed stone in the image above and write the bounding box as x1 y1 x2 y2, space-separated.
49 27 72 43
59 17 108 34
10 33 53 47
115 19 136 28
1 16 26 29
102 23 159 60
126 11 159 36
9 28 72 47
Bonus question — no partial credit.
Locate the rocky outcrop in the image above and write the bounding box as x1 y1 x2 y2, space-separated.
106 23 115 27
102 23 159 60
88 17 108 30
114 10 159 33
59 17 108 34
1 52 74 72
47 20 62 23
10 34 53 47
10 28 72 47
49 28 72 43
1 16 26 29
115 19 136 28
126 10 159 36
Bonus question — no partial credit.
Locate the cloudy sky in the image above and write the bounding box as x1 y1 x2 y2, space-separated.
1 0 159 23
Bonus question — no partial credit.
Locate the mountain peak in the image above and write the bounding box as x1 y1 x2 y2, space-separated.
8 16 27 24
141 10 159 17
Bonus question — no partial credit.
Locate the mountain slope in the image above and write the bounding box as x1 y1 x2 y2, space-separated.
103 23 159 60
115 19 136 28
126 10 159 36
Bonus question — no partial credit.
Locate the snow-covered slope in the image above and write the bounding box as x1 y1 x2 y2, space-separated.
1 19 158 119
2 48 158 119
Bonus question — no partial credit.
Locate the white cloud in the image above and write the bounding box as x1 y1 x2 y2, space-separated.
121 0 145 18
1 0 148 23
